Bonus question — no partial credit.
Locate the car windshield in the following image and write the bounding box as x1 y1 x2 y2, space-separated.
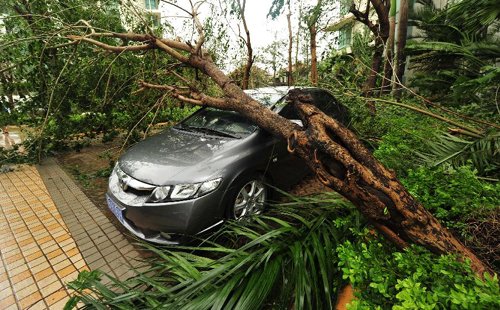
244 90 286 108
177 108 257 138
175 89 288 138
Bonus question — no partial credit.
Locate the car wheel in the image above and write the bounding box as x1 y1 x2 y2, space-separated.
228 176 268 220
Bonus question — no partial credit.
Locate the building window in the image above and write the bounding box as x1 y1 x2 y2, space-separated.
148 13 161 27
338 25 352 49
145 0 158 10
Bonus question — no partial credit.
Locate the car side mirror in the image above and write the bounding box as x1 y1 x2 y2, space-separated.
290 119 303 127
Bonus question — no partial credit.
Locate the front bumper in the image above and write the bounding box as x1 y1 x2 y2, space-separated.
106 171 226 244
107 191 225 243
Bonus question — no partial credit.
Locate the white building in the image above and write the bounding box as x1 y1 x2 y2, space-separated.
121 0 163 30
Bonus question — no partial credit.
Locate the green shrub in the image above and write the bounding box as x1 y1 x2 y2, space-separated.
337 239 500 309
370 106 441 175
401 165 499 232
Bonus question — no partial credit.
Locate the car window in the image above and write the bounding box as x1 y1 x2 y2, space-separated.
246 90 286 108
278 102 300 120
179 108 257 137
308 89 349 124
278 89 349 125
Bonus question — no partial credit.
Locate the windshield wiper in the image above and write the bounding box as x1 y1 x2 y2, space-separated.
177 125 240 139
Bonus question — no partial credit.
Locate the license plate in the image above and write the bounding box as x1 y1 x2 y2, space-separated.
106 195 124 224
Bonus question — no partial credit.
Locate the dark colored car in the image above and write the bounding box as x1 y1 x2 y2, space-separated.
106 87 348 244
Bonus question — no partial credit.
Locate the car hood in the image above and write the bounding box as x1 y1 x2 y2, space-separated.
118 127 250 185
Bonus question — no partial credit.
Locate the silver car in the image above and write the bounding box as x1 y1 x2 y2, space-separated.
106 87 349 244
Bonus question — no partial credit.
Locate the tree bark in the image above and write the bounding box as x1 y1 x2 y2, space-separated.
364 36 384 98
393 0 409 98
68 28 493 278
287 0 294 86
309 23 318 86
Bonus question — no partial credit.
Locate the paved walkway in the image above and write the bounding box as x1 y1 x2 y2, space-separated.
0 159 143 309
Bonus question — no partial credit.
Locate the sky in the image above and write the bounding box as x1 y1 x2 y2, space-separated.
158 0 338 72
160 0 289 48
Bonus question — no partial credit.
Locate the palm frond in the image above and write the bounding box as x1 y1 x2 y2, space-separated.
417 130 500 177
406 41 487 68
446 0 500 34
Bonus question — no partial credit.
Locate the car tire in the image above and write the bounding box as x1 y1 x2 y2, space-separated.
226 174 268 220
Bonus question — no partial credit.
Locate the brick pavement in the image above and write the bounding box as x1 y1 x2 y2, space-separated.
37 159 143 280
0 160 143 309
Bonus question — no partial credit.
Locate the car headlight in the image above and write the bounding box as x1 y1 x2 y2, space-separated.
147 178 222 203
150 186 171 202
171 183 201 200
198 178 222 196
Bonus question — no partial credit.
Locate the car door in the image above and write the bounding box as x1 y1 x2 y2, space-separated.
266 89 350 189
266 98 310 189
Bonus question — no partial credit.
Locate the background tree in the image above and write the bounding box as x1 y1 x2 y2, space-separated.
393 0 409 97
267 0 303 86
380 0 396 94
259 38 286 83
228 64 273 88
287 0 294 86
349 0 390 112
270 0 337 86
233 0 253 89
305 0 323 85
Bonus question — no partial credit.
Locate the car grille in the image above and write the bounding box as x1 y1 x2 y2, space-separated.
123 186 151 197
109 166 155 206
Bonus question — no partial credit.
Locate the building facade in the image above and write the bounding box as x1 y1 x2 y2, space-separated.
327 0 452 52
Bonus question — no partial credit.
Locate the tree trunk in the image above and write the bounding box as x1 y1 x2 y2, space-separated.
287 0 294 86
309 23 318 86
69 29 493 278
285 90 491 277
380 0 396 95
294 0 303 80
393 0 409 98
237 0 253 90
364 36 384 97
194 52 491 277
350 0 390 113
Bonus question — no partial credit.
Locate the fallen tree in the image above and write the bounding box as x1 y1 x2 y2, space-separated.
67 7 492 277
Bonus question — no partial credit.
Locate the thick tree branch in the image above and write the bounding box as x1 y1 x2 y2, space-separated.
154 38 190 62
139 81 231 109
370 0 389 27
